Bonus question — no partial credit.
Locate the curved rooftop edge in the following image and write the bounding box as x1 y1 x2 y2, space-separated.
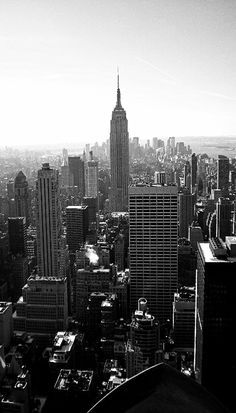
88 362 229 413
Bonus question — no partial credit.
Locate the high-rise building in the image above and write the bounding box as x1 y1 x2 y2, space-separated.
129 184 178 322
126 298 160 378
66 205 89 253
68 156 85 196
13 275 68 338
184 161 191 188
217 155 229 196
110 75 129 212
216 197 232 241
36 163 61 278
179 191 195 238
85 151 98 198
194 237 236 411
14 171 29 225
8 217 27 256
191 153 197 192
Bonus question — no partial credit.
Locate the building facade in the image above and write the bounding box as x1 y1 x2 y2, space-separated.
68 156 85 197
66 206 88 253
217 155 229 196
13 275 68 338
129 184 178 322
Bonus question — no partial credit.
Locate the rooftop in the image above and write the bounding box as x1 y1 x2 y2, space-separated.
0 302 12 313
49 332 77 364
54 369 93 392
66 205 87 210
199 242 236 264
129 184 178 195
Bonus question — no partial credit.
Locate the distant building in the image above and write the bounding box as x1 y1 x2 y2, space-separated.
85 151 98 198
110 75 129 212
8 217 27 256
217 155 229 196
14 171 29 225
154 171 166 185
191 153 197 192
68 156 85 197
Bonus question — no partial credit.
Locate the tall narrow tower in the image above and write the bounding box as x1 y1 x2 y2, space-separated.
217 155 229 196
36 163 61 277
85 151 99 198
110 74 129 212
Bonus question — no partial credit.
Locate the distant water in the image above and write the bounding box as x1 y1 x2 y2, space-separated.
181 136 236 158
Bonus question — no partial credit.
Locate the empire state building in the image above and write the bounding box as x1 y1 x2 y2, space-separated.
110 76 129 211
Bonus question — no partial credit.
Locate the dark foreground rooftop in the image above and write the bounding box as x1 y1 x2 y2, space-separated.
88 363 229 413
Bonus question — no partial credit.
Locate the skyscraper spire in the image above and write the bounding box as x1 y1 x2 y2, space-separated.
116 68 122 108
110 69 129 212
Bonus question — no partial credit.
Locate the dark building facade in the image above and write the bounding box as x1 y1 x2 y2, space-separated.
68 156 85 197
179 191 195 238
8 217 27 256
66 205 88 253
14 171 29 225
195 238 236 411
216 197 232 241
217 155 229 196
191 153 197 192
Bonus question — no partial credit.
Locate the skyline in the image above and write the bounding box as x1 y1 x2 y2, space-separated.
1 0 236 147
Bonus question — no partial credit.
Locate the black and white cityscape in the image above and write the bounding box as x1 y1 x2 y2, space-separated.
0 1 236 413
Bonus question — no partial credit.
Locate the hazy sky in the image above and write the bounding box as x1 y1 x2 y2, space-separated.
0 0 236 147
